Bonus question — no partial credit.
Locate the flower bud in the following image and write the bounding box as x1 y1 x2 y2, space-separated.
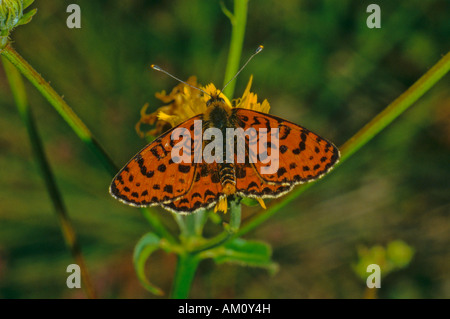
0 0 23 31
0 0 36 48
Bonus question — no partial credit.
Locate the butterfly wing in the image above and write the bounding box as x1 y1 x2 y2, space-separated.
110 115 202 207
234 161 293 199
161 162 223 214
233 108 339 198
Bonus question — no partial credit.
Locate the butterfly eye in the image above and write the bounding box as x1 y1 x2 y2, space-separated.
218 98 225 104
206 99 213 107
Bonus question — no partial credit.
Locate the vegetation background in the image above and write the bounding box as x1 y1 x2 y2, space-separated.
0 0 448 298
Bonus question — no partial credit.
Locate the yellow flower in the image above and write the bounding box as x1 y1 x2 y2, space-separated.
234 75 270 113
135 76 205 138
136 75 270 138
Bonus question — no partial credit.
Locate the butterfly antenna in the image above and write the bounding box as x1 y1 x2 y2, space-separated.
151 64 212 98
220 45 264 94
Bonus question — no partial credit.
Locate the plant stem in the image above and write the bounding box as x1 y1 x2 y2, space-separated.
229 200 241 232
1 44 117 175
169 0 250 299
219 0 247 234
184 214 197 237
2 57 97 299
141 209 177 244
222 0 249 99
0 44 176 244
171 253 200 299
194 211 208 236
338 50 450 162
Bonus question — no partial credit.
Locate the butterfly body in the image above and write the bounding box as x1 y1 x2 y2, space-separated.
110 93 340 214
203 96 238 197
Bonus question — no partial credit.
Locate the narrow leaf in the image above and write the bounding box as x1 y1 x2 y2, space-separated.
23 0 35 9
133 232 164 296
16 8 36 27
210 238 278 274
240 197 260 207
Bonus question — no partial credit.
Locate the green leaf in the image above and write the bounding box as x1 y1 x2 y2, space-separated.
23 0 35 9
240 197 260 207
16 8 36 27
133 232 164 296
219 0 234 23
209 238 278 274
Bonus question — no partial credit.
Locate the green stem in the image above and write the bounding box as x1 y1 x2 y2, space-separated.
169 0 250 298
222 0 249 99
172 214 187 237
219 0 247 233
0 44 176 244
229 200 241 232
201 50 450 249
337 51 450 163
171 253 200 299
194 211 208 236
141 208 177 244
1 44 117 176
2 57 97 299
184 214 197 237
173 213 198 241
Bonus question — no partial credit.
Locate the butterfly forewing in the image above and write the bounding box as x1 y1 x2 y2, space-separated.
109 115 203 207
233 108 340 193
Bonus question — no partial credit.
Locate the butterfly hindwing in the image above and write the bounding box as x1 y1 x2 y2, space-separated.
235 161 293 199
109 115 203 207
162 162 223 213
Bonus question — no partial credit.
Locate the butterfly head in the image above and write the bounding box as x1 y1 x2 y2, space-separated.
206 93 226 107
204 92 233 128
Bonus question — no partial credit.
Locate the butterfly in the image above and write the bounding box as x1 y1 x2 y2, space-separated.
109 92 340 214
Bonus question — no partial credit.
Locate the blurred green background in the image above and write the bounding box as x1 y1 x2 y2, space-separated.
0 0 449 298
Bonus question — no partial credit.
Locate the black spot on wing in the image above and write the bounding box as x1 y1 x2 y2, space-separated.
192 192 202 199
277 167 287 178
116 175 124 185
178 164 191 173
164 185 173 194
279 125 291 140
248 181 259 190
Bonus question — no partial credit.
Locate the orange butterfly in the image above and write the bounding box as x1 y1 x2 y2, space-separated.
110 47 340 214
110 94 339 214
